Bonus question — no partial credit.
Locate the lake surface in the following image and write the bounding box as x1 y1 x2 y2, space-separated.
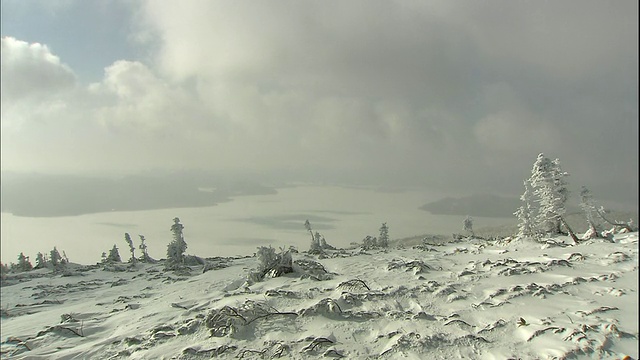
1 185 515 264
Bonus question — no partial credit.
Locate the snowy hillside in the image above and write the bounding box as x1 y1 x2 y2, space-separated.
1 233 638 359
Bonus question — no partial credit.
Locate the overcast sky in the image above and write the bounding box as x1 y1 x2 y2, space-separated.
1 0 638 205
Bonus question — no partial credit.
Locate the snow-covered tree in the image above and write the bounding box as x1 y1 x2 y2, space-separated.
107 244 122 263
310 231 323 253
303 219 323 253
0 262 9 278
514 180 536 238
34 252 47 269
167 217 187 266
579 186 603 239
50 247 62 267
124 233 136 263
595 206 636 233
138 234 153 262
529 153 569 235
462 216 473 236
17 253 33 272
378 223 389 247
362 235 377 250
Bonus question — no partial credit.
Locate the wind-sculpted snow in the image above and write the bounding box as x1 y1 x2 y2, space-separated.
1 233 637 359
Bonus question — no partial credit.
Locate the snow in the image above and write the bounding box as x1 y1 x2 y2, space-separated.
2 232 637 359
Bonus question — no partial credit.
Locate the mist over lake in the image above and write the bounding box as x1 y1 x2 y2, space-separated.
1 185 517 264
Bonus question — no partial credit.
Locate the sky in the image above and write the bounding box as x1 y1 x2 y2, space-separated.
1 0 638 206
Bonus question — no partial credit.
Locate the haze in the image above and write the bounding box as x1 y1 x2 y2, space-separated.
1 1 638 208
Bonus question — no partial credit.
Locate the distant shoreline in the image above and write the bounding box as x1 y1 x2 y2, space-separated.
0 173 278 218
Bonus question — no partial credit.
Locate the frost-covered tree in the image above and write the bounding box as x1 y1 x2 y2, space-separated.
107 244 122 263
304 219 324 253
514 180 536 238
462 216 473 236
529 153 569 235
595 206 636 233
124 233 136 263
138 234 154 262
362 235 377 250
50 247 62 267
0 262 9 277
378 223 389 247
579 186 602 239
17 253 33 272
34 252 47 269
304 220 318 250
167 217 187 266
310 231 323 253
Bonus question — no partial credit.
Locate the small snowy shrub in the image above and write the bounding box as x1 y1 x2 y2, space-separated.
107 245 122 263
253 246 293 280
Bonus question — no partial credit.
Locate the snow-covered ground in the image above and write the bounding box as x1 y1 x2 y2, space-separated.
1 233 638 359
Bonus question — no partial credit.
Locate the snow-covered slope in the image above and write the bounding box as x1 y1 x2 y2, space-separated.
1 233 638 359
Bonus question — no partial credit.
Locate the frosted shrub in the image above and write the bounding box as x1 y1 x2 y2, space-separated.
252 246 293 280
257 246 278 272
107 245 122 263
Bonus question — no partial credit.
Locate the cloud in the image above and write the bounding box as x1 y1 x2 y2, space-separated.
0 1 637 206
1 37 76 101
88 60 205 133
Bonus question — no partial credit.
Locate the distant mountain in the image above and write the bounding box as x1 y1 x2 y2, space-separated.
420 194 521 218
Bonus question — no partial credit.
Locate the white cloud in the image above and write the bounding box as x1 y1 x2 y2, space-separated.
1 37 76 101
88 60 203 133
0 0 637 202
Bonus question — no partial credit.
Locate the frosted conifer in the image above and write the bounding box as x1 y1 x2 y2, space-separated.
378 223 389 247
108 244 122 263
579 186 602 238
124 233 136 263
139 235 153 262
529 153 569 235
514 180 536 238
17 253 33 272
50 247 62 267
310 231 323 253
167 217 187 266
462 217 473 236
35 252 47 269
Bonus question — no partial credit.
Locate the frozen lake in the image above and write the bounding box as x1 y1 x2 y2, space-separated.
1 185 515 264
